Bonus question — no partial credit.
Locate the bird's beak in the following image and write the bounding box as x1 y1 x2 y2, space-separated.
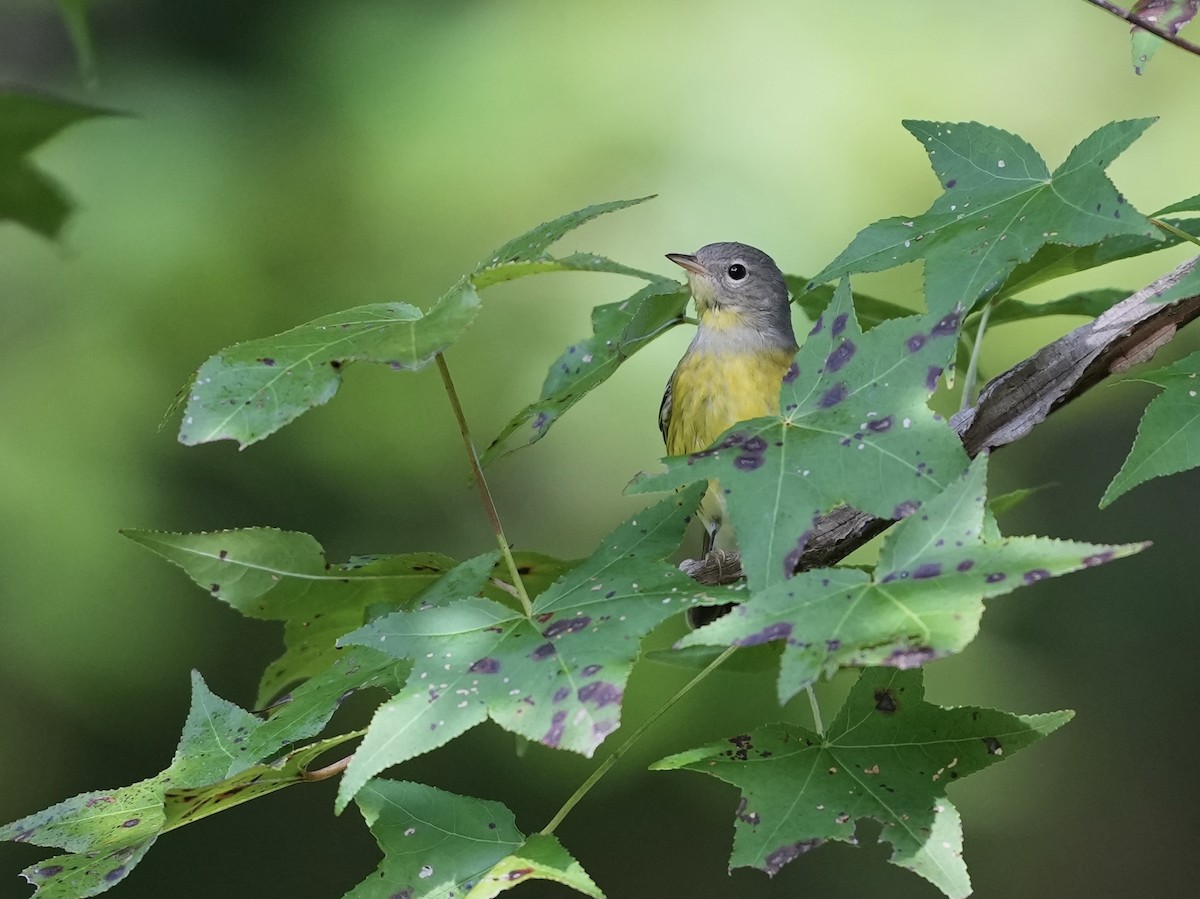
666 253 706 276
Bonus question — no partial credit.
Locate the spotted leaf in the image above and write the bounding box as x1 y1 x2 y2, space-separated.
681 454 1146 702
346 780 603 899
810 120 1157 316
0 673 356 899
629 279 969 592
651 667 1072 899
335 484 741 811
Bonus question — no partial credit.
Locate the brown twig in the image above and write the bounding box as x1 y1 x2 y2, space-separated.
682 257 1200 586
1083 0 1200 59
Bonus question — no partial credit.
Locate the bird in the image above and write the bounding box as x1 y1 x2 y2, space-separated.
661 242 798 590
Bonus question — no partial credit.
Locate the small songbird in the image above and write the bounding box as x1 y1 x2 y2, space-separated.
661 242 798 559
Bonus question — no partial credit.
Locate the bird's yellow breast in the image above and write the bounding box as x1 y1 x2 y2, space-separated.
665 344 794 457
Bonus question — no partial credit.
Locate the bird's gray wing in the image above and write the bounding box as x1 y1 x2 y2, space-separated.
658 372 674 446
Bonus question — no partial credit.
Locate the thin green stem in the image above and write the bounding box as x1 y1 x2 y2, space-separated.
959 299 994 412
435 353 533 617
540 644 738 836
806 685 825 738
1151 217 1200 249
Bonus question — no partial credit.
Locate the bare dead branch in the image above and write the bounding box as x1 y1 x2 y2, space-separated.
682 257 1200 586
1083 0 1200 60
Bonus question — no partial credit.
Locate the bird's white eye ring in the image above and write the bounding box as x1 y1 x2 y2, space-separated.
727 263 747 281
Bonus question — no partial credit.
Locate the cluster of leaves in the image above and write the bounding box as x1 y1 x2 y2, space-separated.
6 117 1200 899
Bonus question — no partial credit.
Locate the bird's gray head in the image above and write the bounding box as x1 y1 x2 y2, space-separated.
666 242 794 340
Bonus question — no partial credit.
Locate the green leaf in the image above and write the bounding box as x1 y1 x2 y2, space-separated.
475 196 653 273
1 673 352 899
990 217 1199 301
1102 350 1200 506
178 281 481 448
980 289 1130 329
629 280 970 592
1130 1 1198 74
466 834 604 899
787 277 919 329
1154 194 1200 216
335 486 741 811
810 120 1157 316
0 89 113 238
55 0 97 87
651 667 1073 898
122 527 460 705
346 780 603 899
483 278 689 463
681 454 1145 702
163 732 359 830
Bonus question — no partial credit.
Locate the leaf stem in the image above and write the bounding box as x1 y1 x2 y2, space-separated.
806 685 825 737
959 299 994 412
1151 216 1200 249
539 644 738 836
436 353 533 617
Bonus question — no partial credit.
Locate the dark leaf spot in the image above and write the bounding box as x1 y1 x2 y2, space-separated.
506 867 535 881
892 500 919 518
36 866 63 878
886 646 935 668
543 616 591 638
945 178 957 188
737 621 793 647
874 687 899 713
1023 568 1051 583
985 571 1006 583
912 562 942 579
736 797 761 825
956 559 975 572
866 416 893 432
819 383 847 407
468 657 500 674
121 818 140 828
831 312 849 336
907 334 926 353
763 840 823 876
926 366 942 391
578 681 622 707
783 531 811 577
543 711 567 747
809 315 825 335
105 867 126 883
552 686 570 702
581 664 602 676
983 736 1003 755
532 412 548 431
931 312 961 336
783 361 800 383
530 643 556 661
825 339 856 373
258 357 276 366
1082 551 1113 567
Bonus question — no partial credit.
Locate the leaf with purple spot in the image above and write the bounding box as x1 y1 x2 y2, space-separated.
651 667 1073 899
1 673 358 898
346 779 603 899
681 454 1148 702
809 120 1157 317
630 279 970 592
335 484 742 812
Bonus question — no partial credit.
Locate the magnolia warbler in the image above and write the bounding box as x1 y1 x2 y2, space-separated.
661 242 798 561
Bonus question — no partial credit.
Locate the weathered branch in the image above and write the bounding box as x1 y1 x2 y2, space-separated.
683 257 1200 585
1084 0 1200 60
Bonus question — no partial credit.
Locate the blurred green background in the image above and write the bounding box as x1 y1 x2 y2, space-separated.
3 1 1199 896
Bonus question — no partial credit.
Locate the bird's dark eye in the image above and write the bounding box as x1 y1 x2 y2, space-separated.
727 263 747 281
